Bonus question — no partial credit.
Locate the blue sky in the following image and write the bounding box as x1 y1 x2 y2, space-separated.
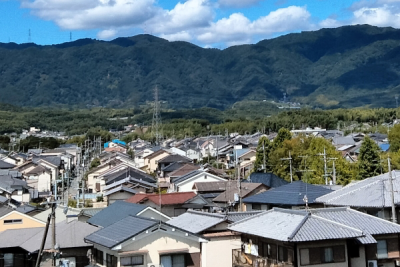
1 0 400 47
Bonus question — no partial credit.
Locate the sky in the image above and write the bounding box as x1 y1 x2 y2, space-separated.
1 0 400 47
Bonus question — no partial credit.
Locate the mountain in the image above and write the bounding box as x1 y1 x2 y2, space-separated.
1 24 400 109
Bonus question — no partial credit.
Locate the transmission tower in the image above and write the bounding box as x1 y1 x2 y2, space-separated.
152 86 162 145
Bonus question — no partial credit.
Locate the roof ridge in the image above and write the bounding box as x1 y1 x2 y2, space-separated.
311 214 364 235
187 209 225 218
288 213 309 240
229 209 275 227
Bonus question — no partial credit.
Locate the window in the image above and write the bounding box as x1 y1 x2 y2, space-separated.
278 246 288 262
160 254 185 267
93 248 103 265
121 255 144 266
348 240 360 258
322 248 333 263
252 204 262 210
3 219 22 224
106 254 117 267
300 246 345 266
377 240 388 259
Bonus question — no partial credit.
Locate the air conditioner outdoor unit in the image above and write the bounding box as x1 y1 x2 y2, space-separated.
368 260 378 267
147 264 161 267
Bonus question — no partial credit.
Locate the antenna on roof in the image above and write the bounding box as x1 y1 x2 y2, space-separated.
28 29 31 43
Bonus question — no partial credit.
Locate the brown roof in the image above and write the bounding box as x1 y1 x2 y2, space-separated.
143 149 170 160
168 163 200 178
193 181 228 192
203 231 241 237
213 182 266 203
126 192 196 205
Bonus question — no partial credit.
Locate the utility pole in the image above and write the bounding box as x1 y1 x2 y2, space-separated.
152 86 162 145
82 179 85 208
281 151 293 183
236 150 242 211
388 158 397 223
318 148 329 185
332 160 336 185
216 136 219 169
263 142 266 173
298 155 314 210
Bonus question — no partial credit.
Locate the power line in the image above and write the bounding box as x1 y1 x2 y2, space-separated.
281 151 293 183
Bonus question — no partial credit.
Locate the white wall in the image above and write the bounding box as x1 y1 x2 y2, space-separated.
177 174 226 193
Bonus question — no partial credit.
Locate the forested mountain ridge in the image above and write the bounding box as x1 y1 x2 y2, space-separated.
1 24 400 109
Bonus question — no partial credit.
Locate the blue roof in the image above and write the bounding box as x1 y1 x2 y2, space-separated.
112 139 126 146
243 181 333 206
235 149 250 158
380 143 390 152
103 142 110 148
87 201 147 228
245 172 288 188
85 215 157 248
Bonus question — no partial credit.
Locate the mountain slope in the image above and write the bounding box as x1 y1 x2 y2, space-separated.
1 25 400 109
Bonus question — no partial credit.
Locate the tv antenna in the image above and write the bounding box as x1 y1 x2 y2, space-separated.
70 32 72 42
152 85 162 145
28 29 31 43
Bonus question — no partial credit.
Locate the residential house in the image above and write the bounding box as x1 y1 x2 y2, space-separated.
228 207 400 267
143 149 171 174
237 149 257 177
77 208 104 223
25 165 52 197
0 175 31 203
0 220 98 267
157 154 192 173
168 210 261 267
86 158 122 193
213 182 268 211
169 169 228 193
85 215 207 267
243 181 332 211
0 210 45 232
316 171 400 221
34 205 82 224
87 201 170 228
125 192 200 217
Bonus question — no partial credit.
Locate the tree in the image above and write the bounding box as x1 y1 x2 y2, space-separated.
90 158 101 170
272 128 292 150
253 136 271 172
127 148 135 159
357 136 381 179
389 124 400 152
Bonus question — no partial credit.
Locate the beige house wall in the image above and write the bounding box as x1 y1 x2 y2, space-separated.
177 174 226 193
296 240 348 267
87 165 112 193
201 235 241 267
351 246 366 267
0 211 45 232
93 231 201 267
145 152 170 173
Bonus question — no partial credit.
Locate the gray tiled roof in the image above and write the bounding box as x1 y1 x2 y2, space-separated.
316 171 400 208
104 166 156 185
103 185 138 197
167 210 225 233
0 195 8 204
194 181 228 192
172 170 202 184
0 160 15 169
85 215 157 248
158 154 191 164
246 172 289 188
0 220 97 252
80 208 104 218
87 201 147 228
243 181 332 206
229 207 400 244
227 211 263 222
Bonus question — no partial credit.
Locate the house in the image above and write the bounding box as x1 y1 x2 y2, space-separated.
84 215 207 267
143 149 171 174
34 205 82 224
316 171 400 221
228 207 400 267
169 169 228 193
167 210 261 267
0 220 98 267
213 182 268 211
0 175 31 203
125 192 200 217
103 177 157 205
0 210 45 232
243 181 333 211
237 149 257 177
167 163 201 179
77 207 104 223
157 154 192 173
25 164 52 196
86 158 122 193
87 201 170 228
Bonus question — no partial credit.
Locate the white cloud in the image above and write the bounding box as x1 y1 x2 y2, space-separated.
21 0 159 30
160 31 192 42
352 5 400 27
147 0 214 34
97 29 118 39
197 6 312 44
218 0 263 8
319 18 344 28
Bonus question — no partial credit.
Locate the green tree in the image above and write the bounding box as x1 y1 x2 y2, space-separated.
127 148 135 159
272 128 292 150
389 124 400 152
90 158 101 170
357 136 381 179
253 136 271 172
